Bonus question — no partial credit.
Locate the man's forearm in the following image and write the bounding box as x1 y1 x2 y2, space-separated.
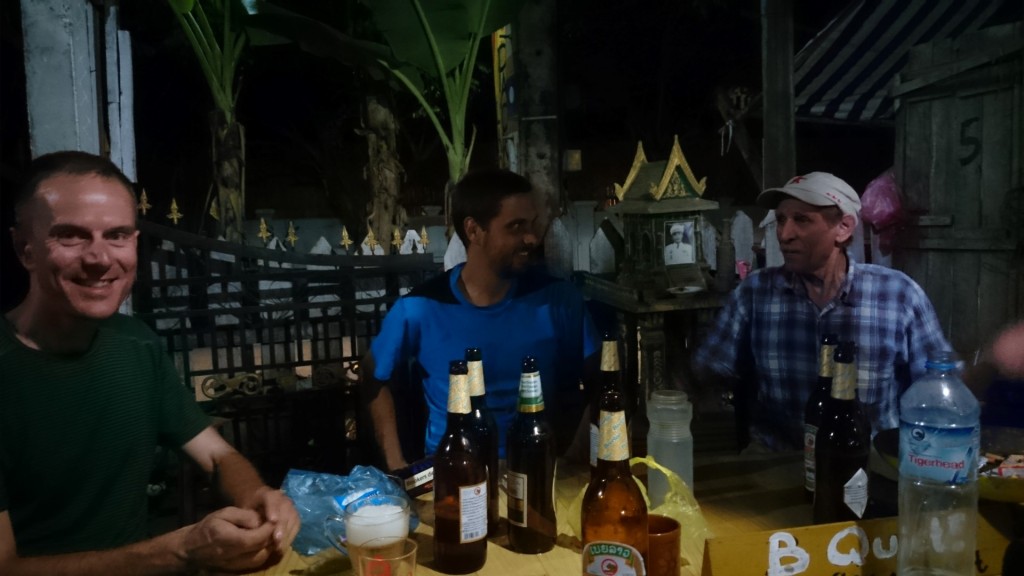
2 530 188 576
368 385 406 471
213 450 271 509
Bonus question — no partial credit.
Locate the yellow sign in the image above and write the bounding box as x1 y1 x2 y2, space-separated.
491 24 518 172
702 510 1010 576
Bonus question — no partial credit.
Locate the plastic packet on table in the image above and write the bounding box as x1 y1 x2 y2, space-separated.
567 455 712 573
282 465 420 557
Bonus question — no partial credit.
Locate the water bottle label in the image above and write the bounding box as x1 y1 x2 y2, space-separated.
803 423 818 492
899 422 979 484
583 541 645 576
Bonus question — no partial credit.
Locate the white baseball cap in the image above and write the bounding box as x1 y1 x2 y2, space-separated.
757 172 861 222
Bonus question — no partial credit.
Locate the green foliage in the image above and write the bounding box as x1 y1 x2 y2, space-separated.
246 0 524 183
168 0 246 122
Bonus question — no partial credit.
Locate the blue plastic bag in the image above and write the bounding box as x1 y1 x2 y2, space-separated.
282 465 420 556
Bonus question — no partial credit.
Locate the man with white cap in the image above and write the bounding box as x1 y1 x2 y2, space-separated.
664 221 694 265
693 172 949 451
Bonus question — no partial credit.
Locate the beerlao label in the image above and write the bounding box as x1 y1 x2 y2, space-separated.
447 373 471 414
598 410 629 461
583 541 645 576
458 480 487 543
899 421 980 484
600 341 620 372
467 360 485 397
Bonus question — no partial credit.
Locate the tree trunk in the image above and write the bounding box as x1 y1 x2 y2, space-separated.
515 0 560 228
210 110 246 243
361 94 406 253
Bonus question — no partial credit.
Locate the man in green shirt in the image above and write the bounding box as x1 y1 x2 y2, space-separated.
0 151 299 574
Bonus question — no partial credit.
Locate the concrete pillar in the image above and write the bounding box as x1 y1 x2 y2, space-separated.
20 0 101 157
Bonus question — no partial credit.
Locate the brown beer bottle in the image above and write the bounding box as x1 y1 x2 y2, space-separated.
581 368 648 575
506 356 557 553
465 347 500 537
433 360 488 574
813 341 870 524
590 332 623 477
803 333 839 501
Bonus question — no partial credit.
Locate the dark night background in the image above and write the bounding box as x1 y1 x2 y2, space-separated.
2 1 1021 312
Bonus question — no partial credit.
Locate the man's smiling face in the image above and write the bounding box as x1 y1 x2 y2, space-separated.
14 173 139 322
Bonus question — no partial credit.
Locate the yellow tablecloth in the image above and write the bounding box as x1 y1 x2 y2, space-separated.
247 450 1016 575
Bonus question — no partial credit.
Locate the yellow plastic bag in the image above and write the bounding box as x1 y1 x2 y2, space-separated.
567 455 712 573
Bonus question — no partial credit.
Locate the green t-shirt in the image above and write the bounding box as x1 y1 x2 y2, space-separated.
0 314 211 555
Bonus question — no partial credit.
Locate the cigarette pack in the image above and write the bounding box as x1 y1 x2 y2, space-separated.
389 456 434 497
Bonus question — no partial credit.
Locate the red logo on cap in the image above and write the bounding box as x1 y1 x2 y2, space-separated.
789 175 806 184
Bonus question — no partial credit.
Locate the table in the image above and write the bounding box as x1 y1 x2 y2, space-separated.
248 449 1019 576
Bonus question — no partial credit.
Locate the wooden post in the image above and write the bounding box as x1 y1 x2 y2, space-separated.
761 0 795 188
515 0 560 226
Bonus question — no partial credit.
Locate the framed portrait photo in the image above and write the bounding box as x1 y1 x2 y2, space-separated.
663 219 696 266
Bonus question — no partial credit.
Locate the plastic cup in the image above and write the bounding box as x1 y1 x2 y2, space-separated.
359 537 417 576
648 514 681 576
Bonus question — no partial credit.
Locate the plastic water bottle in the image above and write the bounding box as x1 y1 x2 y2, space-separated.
647 389 694 508
897 352 980 576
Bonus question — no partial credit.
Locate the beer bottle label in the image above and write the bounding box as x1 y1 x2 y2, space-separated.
458 481 487 543
803 423 818 492
448 373 471 414
468 360 485 397
507 470 527 527
831 362 857 400
598 410 630 461
517 371 544 412
583 541 646 576
600 341 620 371
589 422 599 468
843 468 869 518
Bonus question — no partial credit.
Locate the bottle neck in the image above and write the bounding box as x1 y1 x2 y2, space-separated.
468 359 486 398
600 341 620 372
818 344 836 378
830 361 857 401
596 410 630 462
447 373 471 414
517 370 545 413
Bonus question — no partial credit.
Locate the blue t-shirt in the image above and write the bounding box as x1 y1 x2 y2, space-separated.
370 264 600 457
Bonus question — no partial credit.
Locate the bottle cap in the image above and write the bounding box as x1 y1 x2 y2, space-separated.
521 355 538 372
925 351 958 371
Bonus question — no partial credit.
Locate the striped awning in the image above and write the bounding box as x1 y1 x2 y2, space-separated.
794 0 1006 123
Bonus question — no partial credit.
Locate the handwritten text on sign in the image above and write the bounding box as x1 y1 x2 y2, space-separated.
768 526 897 575
701 512 1009 576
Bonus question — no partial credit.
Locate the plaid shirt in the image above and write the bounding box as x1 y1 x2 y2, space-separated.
694 254 950 450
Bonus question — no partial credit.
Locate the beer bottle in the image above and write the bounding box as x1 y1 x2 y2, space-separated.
465 347 499 537
591 332 623 476
581 365 648 576
813 341 870 524
803 333 839 501
506 356 557 554
433 360 488 574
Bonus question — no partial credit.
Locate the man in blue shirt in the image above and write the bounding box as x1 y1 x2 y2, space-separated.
365 169 600 471
694 172 950 450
